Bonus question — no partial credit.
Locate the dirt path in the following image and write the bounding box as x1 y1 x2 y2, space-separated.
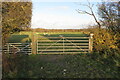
37 55 65 61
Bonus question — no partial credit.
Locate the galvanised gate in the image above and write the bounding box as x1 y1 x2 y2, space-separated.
36 34 93 54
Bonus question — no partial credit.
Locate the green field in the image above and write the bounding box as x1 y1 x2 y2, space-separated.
8 31 89 43
8 35 30 43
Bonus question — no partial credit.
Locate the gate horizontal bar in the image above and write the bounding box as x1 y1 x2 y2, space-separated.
38 37 89 39
37 43 89 45
6 43 31 44
37 40 89 42
37 52 88 54
38 46 89 48
38 49 89 51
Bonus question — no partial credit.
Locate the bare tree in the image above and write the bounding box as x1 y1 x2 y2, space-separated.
98 1 120 33
76 0 101 28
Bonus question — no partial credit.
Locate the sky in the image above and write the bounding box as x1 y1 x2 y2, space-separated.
31 1 100 29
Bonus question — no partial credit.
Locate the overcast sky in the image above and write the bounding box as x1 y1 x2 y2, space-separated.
31 1 100 29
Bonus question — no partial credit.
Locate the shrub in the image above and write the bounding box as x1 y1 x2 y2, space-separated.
88 28 118 52
87 28 120 68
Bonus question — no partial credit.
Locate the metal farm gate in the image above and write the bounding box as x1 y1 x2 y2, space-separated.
37 34 93 54
3 43 32 54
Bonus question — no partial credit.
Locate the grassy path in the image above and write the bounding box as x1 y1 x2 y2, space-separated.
27 54 119 78
3 54 119 78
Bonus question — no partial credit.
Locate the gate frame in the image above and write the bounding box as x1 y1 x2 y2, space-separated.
36 34 94 54
4 43 32 54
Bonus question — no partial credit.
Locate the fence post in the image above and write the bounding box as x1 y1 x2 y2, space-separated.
7 43 9 54
89 34 94 53
31 31 36 54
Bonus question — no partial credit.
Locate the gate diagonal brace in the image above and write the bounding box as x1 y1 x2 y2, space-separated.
40 38 63 53
64 38 87 52
9 44 20 53
15 44 30 54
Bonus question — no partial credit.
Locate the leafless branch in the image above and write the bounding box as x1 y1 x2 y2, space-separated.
77 9 93 15
76 0 101 28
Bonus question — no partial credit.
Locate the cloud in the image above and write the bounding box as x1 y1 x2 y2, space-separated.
47 6 69 11
57 6 69 10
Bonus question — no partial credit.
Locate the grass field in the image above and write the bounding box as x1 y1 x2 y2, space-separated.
8 35 29 43
8 31 89 43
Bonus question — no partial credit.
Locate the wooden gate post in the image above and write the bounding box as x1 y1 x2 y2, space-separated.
7 43 9 54
89 34 94 53
31 30 38 54
31 31 37 54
